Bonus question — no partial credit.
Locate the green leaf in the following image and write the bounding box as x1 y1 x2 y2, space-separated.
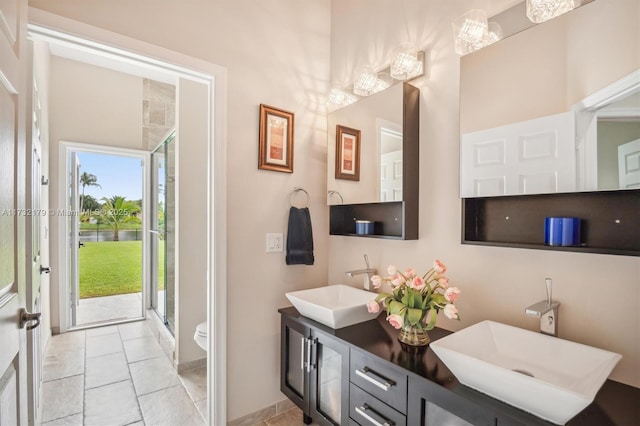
426 307 438 330
388 300 404 315
375 293 392 302
407 308 423 326
421 294 430 309
407 289 415 308
413 292 423 309
431 293 447 305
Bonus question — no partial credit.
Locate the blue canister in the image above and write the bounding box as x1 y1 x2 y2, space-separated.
355 220 374 235
544 217 581 246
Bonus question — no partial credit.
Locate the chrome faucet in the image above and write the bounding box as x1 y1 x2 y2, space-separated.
345 254 377 291
525 278 560 337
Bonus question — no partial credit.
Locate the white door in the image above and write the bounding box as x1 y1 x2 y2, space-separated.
0 0 30 424
380 150 403 201
618 138 640 189
26 75 45 424
69 153 80 327
461 111 576 197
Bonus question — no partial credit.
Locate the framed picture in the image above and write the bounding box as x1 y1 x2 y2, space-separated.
335 125 360 181
259 104 294 173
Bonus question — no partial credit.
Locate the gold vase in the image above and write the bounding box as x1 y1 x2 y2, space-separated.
397 322 430 354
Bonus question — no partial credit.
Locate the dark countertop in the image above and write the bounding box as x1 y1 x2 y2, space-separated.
279 306 640 426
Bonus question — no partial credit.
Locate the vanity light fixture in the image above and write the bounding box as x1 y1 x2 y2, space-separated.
328 48 425 109
390 47 425 80
328 85 358 109
353 66 392 97
526 0 581 23
452 9 503 55
485 22 504 46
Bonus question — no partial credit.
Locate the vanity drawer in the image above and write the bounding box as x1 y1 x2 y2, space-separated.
350 383 406 426
350 349 407 413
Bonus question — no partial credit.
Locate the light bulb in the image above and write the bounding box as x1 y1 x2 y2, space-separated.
526 0 581 24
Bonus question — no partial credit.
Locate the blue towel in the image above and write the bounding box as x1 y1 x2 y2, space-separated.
286 207 314 265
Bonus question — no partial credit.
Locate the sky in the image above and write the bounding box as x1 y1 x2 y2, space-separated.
77 152 143 202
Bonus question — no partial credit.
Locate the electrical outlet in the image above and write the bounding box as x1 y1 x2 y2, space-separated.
266 233 283 253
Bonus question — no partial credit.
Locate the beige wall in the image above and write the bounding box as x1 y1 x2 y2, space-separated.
175 78 208 367
29 0 332 420
330 0 639 388
48 56 144 331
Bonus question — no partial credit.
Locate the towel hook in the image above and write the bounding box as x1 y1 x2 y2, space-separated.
290 187 311 208
327 190 344 204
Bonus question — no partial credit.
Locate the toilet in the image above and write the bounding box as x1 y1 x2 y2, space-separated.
194 321 207 351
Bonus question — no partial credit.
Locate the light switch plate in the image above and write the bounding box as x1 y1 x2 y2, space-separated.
266 233 283 253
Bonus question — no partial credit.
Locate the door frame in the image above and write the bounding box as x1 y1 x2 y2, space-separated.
573 69 640 191
58 142 150 329
28 8 228 424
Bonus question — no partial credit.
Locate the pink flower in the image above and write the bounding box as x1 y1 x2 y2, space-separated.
444 304 459 320
387 265 398 275
391 273 405 287
366 300 380 314
404 268 417 279
386 314 404 329
444 287 461 303
409 276 425 290
433 259 447 274
438 277 449 289
370 275 383 289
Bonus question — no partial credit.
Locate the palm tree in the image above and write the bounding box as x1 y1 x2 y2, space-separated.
80 172 101 213
99 196 141 241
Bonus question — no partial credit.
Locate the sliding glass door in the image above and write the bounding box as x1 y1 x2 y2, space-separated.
150 131 175 334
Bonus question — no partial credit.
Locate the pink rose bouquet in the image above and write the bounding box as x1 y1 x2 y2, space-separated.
368 259 461 331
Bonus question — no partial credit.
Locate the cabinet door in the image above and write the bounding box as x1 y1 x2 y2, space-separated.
280 316 309 411
308 331 350 425
407 377 497 426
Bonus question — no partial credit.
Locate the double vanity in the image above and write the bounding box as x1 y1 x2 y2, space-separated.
279 287 639 426
308 0 639 424
279 307 638 426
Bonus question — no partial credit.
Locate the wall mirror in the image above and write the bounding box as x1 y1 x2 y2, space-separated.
460 0 639 197
327 83 419 205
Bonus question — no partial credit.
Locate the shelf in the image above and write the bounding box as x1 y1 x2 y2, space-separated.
462 189 640 256
330 201 417 240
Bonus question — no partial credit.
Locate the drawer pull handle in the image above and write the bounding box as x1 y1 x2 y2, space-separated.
355 404 394 426
355 367 395 391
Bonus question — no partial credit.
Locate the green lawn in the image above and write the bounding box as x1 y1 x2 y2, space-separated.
79 241 143 298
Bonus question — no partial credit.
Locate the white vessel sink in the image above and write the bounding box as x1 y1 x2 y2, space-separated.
285 284 379 329
430 320 621 425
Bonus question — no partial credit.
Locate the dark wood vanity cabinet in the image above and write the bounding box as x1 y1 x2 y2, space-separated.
280 315 349 425
280 308 639 426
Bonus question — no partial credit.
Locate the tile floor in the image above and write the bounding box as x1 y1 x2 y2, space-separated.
76 293 144 326
255 407 317 426
41 320 205 426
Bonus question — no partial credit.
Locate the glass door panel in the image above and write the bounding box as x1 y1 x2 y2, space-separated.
150 131 175 334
